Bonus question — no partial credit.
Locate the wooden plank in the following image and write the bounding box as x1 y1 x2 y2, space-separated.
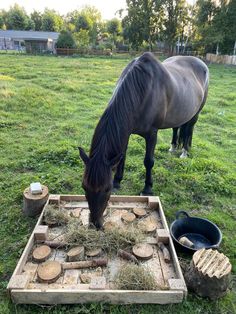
22 262 38 281
60 195 86 202
8 274 30 290
168 279 186 291
109 195 148 203
11 289 183 304
63 270 80 285
8 194 187 304
80 209 90 226
34 225 49 241
157 198 187 296
156 229 170 244
48 195 60 205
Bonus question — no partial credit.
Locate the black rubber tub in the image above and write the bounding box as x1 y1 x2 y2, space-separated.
170 210 222 254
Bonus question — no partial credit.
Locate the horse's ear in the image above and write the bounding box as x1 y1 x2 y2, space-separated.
78 147 89 165
109 153 123 168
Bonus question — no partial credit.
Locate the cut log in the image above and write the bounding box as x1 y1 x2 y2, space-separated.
178 236 194 248
63 258 108 270
132 243 154 260
70 208 82 218
43 240 67 248
132 207 147 218
80 273 92 284
67 246 84 262
185 248 232 299
103 221 117 231
37 261 62 283
118 249 139 264
138 217 157 233
121 212 136 223
32 245 51 263
86 248 102 257
159 243 171 263
23 185 49 217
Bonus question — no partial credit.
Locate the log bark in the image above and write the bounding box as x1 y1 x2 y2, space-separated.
23 185 49 217
185 248 232 300
62 258 108 270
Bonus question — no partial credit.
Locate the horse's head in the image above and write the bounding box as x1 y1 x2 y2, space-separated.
79 147 122 229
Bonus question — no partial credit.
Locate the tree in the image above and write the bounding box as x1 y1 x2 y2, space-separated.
31 11 43 31
42 9 63 32
161 0 189 54
106 18 122 45
74 29 90 48
5 4 29 30
56 31 75 48
68 6 102 45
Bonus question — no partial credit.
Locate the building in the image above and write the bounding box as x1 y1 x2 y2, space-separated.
0 30 59 54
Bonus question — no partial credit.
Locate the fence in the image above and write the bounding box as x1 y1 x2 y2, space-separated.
206 53 236 65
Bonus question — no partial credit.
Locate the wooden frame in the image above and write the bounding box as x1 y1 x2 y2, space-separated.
8 195 187 304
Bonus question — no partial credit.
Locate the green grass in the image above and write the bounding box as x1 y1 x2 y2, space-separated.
0 54 235 314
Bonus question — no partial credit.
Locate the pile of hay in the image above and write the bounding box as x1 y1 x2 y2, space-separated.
65 221 144 253
114 264 159 290
44 205 70 226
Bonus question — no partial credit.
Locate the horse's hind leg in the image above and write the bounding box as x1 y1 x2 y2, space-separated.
169 127 179 152
141 129 157 196
180 114 199 158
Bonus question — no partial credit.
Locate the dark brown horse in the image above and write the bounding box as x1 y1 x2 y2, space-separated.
79 52 209 228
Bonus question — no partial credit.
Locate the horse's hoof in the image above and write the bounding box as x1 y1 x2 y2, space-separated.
112 187 119 194
169 145 177 153
180 149 188 158
140 190 154 196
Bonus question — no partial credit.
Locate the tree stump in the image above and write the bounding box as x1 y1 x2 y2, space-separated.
67 246 85 262
185 248 232 299
37 261 62 283
23 185 49 217
32 245 51 263
132 243 154 260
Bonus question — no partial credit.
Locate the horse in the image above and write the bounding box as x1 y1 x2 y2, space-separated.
79 52 209 229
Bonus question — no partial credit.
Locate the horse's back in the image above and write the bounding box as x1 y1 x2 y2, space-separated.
163 56 209 90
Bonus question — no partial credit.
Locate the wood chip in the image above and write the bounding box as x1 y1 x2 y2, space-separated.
132 243 154 260
80 273 92 284
32 245 51 263
121 212 136 223
70 208 82 218
138 217 157 233
86 248 102 257
89 276 106 290
67 246 85 262
132 207 147 217
103 221 117 231
37 261 62 283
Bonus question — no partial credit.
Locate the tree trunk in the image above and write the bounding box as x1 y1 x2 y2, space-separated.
185 248 232 300
23 185 49 217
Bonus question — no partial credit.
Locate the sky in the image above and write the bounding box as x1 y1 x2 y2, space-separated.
1 0 127 20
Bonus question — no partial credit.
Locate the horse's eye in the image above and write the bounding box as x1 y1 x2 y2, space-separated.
105 187 110 193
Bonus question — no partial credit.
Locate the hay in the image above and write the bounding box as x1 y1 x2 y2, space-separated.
65 221 144 253
114 264 159 290
44 205 70 226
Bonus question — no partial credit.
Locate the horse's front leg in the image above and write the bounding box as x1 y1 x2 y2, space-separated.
112 153 126 192
141 129 158 196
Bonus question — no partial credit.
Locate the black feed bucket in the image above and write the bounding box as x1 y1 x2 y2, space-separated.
170 210 222 254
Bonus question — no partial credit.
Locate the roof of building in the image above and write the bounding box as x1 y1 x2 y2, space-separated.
0 30 59 41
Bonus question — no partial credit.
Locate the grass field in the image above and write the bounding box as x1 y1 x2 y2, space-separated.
0 53 235 314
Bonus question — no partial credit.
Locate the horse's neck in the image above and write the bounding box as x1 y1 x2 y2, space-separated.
90 106 130 160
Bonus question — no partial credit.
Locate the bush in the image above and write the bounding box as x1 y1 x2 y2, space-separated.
56 31 76 48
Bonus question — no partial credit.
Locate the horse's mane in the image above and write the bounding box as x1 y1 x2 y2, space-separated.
85 52 157 189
